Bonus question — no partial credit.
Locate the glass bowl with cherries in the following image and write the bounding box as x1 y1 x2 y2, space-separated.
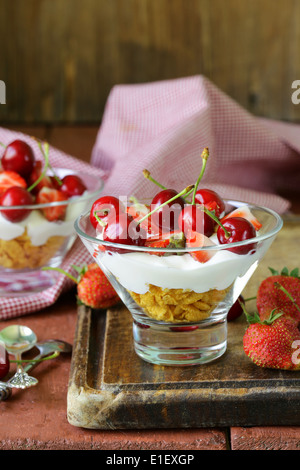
0 138 103 296
75 148 283 366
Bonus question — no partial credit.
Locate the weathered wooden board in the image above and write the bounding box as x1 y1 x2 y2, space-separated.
67 220 300 429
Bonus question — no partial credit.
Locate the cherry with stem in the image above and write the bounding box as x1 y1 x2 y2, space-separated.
136 184 195 228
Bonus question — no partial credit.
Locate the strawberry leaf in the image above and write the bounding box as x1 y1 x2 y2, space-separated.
268 267 279 275
268 266 300 278
280 266 289 276
263 308 284 325
290 267 300 278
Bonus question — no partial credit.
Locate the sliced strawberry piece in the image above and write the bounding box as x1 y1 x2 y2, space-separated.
27 161 54 195
186 231 216 263
36 187 68 221
221 206 262 231
0 170 27 194
145 238 170 255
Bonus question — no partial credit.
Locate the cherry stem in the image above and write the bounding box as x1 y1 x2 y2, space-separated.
93 210 108 227
201 205 231 238
0 141 6 148
192 147 209 205
33 136 63 187
41 266 78 284
142 169 167 190
10 351 60 364
27 141 50 192
136 184 195 226
274 282 300 312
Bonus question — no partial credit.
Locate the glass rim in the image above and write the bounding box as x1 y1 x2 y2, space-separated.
74 199 283 254
0 168 104 210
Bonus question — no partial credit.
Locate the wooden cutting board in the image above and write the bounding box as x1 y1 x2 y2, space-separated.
67 220 300 429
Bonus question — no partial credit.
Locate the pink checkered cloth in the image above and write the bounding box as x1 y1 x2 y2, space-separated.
1 75 300 319
91 75 300 212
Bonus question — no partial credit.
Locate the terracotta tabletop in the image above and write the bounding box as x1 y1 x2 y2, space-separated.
0 125 300 451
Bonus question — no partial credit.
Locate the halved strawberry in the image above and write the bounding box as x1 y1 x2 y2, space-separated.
186 231 216 263
144 238 170 256
0 170 27 194
27 161 53 195
221 206 262 231
36 187 68 221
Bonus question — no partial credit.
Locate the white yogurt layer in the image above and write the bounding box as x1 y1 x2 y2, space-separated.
97 239 265 294
0 199 87 246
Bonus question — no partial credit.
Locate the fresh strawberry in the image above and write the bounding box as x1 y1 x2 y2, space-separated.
243 309 300 370
36 186 68 221
0 170 27 194
221 205 262 231
75 263 120 309
257 267 300 324
27 160 54 195
186 231 216 263
43 263 120 309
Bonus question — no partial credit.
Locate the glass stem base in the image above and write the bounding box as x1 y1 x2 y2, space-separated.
132 318 227 366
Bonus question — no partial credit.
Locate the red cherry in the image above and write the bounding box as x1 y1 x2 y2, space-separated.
1 140 35 179
90 196 124 229
178 204 214 238
0 343 9 380
151 189 185 231
169 325 199 331
0 186 34 222
103 212 146 248
60 174 87 197
217 217 256 255
194 189 225 218
227 295 244 321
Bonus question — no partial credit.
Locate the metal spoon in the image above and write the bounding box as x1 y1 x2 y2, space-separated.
0 339 72 401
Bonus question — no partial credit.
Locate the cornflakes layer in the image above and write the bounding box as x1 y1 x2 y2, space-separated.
129 284 231 322
0 231 66 269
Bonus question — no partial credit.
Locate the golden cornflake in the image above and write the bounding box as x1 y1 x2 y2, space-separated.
129 284 231 323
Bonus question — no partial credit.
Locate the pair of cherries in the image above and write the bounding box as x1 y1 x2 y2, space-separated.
0 139 87 222
90 187 256 254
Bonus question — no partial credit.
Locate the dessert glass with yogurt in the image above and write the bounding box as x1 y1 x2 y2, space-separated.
0 168 103 296
75 200 283 366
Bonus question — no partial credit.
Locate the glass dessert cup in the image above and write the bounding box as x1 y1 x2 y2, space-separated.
0 168 104 296
75 200 283 366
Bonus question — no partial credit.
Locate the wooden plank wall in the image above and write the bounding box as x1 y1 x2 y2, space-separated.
0 0 300 124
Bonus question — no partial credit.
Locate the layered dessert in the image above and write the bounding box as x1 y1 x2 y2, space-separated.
0 138 91 270
87 148 264 323
0 202 84 269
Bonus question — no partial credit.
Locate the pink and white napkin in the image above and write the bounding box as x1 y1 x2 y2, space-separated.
1 75 300 319
91 75 300 213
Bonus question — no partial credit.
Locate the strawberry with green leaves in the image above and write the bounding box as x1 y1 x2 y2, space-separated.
257 267 300 324
243 308 300 370
44 263 120 310
76 263 120 309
